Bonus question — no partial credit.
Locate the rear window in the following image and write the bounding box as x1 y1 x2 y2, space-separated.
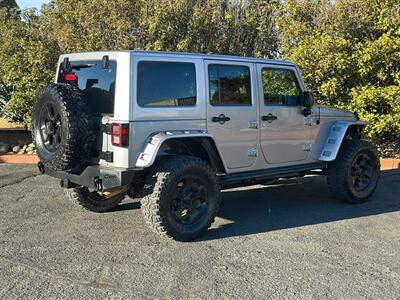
58 60 117 114
137 61 196 107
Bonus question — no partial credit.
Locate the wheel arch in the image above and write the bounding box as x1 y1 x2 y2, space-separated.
135 131 227 174
313 120 367 162
344 123 365 140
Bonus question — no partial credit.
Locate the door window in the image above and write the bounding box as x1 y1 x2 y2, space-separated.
208 64 251 106
137 61 196 107
262 68 301 106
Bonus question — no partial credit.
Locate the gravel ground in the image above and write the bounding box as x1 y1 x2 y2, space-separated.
0 164 399 299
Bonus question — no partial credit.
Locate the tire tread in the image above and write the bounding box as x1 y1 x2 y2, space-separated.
67 187 123 212
32 83 95 170
327 140 380 203
141 155 220 241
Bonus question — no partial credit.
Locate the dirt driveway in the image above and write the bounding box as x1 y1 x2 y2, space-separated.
0 164 399 299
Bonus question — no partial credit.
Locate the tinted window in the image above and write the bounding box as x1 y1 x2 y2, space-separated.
262 68 301 105
58 60 117 114
137 61 196 107
209 65 251 106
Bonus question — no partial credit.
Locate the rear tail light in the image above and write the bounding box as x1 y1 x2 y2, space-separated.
65 73 77 81
111 123 129 146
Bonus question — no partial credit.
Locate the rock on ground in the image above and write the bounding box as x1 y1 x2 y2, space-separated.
12 145 20 153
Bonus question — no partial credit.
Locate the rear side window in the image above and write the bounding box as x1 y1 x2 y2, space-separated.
58 60 117 114
208 64 251 106
262 68 301 105
137 61 196 107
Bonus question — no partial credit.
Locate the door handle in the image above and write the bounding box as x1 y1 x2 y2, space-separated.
262 113 278 123
212 114 231 124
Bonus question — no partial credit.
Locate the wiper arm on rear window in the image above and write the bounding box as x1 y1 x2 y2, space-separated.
70 64 96 70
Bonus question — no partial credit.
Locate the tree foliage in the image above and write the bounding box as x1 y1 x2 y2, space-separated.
0 0 279 123
42 0 279 56
0 0 18 10
278 0 400 143
0 0 399 145
0 8 58 122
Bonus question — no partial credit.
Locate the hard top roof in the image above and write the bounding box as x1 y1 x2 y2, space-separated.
62 50 295 66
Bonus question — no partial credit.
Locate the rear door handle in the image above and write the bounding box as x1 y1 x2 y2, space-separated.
262 113 278 123
212 114 231 124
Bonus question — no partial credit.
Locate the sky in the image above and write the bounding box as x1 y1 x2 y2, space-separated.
16 0 49 9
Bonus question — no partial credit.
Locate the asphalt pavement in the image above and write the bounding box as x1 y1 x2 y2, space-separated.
0 164 399 299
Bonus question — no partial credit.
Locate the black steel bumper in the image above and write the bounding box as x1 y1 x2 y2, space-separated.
39 163 137 191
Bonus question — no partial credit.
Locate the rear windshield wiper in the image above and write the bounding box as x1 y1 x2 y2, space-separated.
70 64 96 70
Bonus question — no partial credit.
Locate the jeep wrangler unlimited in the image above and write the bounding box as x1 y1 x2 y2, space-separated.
32 51 380 241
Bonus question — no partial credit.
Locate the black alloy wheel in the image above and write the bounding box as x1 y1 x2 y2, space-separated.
169 176 209 226
39 102 62 153
349 152 374 193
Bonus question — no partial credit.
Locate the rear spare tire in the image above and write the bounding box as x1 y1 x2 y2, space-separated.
32 83 94 170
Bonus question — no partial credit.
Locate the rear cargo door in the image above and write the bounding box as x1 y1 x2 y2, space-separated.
58 59 118 165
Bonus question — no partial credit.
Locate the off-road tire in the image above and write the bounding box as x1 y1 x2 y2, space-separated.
32 83 95 170
67 187 124 212
141 156 221 241
327 140 380 203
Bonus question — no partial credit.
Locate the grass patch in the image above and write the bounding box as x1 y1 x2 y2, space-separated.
0 118 24 129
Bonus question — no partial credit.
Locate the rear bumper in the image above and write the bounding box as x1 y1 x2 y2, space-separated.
40 163 137 190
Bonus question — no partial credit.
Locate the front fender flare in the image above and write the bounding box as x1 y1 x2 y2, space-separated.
313 120 367 162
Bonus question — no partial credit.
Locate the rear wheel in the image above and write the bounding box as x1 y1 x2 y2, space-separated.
67 187 124 212
327 140 380 203
141 156 220 241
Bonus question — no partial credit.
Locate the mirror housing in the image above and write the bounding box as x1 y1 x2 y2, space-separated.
302 91 314 107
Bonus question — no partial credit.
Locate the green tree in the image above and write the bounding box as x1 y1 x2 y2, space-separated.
43 0 279 57
0 8 59 123
278 0 400 143
0 0 280 125
0 0 18 10
0 1 18 117
41 0 143 52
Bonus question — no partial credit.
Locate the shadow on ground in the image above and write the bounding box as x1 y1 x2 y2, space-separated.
199 169 400 241
110 169 400 241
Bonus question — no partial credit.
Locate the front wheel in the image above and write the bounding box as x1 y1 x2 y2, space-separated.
141 156 221 241
327 140 380 203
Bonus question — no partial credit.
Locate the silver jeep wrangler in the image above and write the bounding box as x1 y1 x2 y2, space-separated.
32 50 380 241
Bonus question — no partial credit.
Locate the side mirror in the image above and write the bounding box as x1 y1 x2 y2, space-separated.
302 91 314 107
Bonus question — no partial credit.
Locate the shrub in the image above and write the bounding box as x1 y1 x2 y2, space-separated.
348 86 400 143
